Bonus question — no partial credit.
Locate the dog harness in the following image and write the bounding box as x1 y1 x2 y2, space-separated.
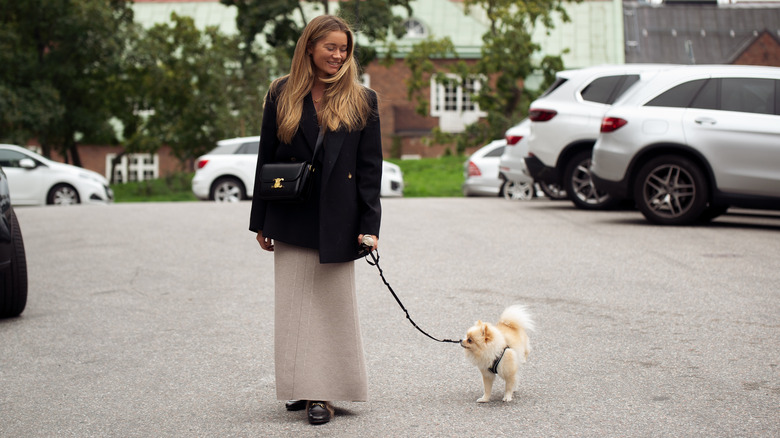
489 347 510 374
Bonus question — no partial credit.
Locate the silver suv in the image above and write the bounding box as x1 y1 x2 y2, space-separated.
591 65 780 225
525 64 675 209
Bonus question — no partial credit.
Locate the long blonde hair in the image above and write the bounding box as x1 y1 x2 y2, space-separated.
269 15 372 144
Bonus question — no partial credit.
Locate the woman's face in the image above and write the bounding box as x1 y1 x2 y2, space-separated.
309 30 348 79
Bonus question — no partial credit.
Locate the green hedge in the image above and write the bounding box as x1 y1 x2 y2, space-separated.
110 157 466 202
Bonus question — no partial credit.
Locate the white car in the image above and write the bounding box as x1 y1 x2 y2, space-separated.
591 65 780 225
499 118 565 200
192 136 404 202
462 139 507 197
498 120 535 200
525 64 677 209
0 144 114 206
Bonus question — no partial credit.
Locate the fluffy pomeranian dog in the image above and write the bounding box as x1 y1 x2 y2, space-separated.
461 305 535 402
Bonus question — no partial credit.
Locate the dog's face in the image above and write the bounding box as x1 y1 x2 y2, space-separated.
460 321 494 358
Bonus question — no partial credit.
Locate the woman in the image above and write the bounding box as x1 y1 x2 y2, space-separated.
248 15 382 426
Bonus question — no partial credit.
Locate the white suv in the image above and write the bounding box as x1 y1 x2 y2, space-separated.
525 64 675 209
591 65 780 225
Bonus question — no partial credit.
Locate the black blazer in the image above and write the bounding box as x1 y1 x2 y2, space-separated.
249 82 383 263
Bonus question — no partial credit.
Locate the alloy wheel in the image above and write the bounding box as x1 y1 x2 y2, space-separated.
502 180 534 201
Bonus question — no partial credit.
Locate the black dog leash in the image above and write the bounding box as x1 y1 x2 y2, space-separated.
361 240 460 345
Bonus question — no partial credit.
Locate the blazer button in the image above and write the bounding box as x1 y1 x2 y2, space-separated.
348 173 353 179
290 157 297 162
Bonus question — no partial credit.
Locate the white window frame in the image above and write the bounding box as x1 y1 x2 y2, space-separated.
430 74 486 133
105 152 160 183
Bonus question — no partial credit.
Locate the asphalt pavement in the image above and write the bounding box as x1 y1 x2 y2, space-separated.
3 199 779 437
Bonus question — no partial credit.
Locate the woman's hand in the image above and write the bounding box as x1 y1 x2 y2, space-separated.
257 231 274 252
358 234 378 252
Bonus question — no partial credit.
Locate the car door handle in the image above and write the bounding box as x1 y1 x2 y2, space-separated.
694 117 717 125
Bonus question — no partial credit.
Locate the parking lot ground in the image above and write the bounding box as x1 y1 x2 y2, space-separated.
3 199 779 437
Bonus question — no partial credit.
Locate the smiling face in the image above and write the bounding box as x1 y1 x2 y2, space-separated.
308 30 348 79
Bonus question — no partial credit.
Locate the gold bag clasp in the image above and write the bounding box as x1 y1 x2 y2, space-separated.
272 178 284 189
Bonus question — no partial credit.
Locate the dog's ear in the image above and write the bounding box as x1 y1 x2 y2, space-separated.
482 322 493 343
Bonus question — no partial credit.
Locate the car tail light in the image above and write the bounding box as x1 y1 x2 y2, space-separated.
528 108 557 122
196 159 209 169
600 117 627 133
467 161 482 177
505 135 523 145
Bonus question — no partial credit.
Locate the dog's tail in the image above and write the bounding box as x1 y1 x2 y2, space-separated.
499 304 535 333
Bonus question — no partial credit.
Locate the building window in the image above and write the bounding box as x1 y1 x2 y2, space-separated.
430 75 486 133
106 153 159 183
403 18 427 38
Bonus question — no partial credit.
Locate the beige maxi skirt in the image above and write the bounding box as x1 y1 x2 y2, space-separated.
273 241 368 402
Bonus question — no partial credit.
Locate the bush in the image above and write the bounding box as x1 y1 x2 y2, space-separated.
389 156 464 197
111 172 198 202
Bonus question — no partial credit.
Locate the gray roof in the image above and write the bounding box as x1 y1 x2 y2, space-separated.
624 1 780 64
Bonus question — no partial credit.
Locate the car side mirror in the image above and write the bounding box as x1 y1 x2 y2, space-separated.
19 158 36 169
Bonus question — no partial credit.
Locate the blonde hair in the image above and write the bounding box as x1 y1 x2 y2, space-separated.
269 15 373 144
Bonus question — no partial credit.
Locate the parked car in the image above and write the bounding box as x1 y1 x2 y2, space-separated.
524 64 677 210
498 120 535 200
380 161 404 198
591 65 780 225
500 118 566 200
0 144 114 206
0 166 27 318
192 137 404 202
463 139 507 197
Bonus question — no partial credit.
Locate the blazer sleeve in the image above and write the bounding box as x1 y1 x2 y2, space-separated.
248 88 280 233
355 89 383 237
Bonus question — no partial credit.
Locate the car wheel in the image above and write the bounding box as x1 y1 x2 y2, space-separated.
211 177 245 202
1 209 28 318
634 155 709 226
502 180 534 201
538 181 567 200
564 150 617 210
47 184 80 205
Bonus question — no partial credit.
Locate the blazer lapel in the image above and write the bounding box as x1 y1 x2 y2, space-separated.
300 94 319 152
321 129 346 186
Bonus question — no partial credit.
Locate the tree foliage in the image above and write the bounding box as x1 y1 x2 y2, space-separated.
116 13 272 165
1 1 274 171
220 0 412 71
405 0 575 154
0 0 135 164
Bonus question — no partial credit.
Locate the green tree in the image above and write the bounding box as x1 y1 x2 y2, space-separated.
0 0 135 164
117 13 272 168
219 0 412 71
405 0 574 154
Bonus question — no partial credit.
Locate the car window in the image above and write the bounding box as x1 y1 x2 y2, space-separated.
208 144 242 155
237 141 260 154
777 80 780 115
645 79 707 108
581 75 630 104
720 78 775 115
0 150 30 168
485 146 505 158
609 75 640 104
690 79 718 110
538 77 568 98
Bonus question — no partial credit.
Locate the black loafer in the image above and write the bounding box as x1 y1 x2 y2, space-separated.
307 401 333 425
285 400 307 411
